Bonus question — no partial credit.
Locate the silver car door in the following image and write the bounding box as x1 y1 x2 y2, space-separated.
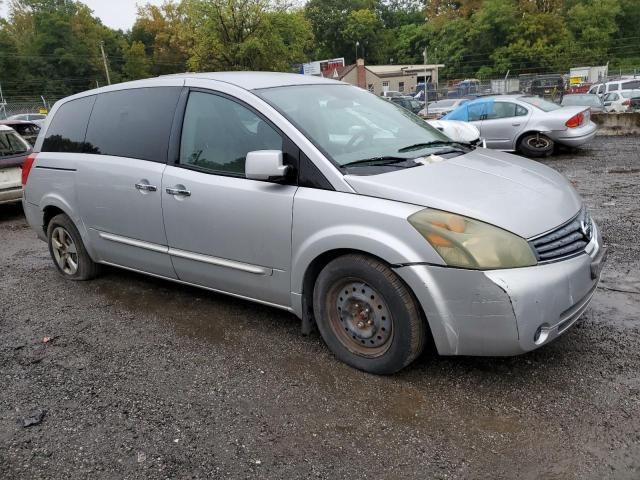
480 101 530 150
161 90 297 307
76 85 182 278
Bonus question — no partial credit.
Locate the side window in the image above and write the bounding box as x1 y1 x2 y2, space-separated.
598 85 605 95
42 96 96 153
467 102 486 121
179 91 283 177
516 105 528 116
85 87 181 162
486 102 517 120
607 83 619 92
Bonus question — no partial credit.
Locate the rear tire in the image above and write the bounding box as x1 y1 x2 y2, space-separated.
517 133 555 158
313 254 427 374
47 213 100 281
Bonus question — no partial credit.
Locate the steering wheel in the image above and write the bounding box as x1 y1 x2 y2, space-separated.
345 130 373 152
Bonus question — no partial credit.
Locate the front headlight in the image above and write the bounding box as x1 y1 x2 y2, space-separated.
408 209 538 270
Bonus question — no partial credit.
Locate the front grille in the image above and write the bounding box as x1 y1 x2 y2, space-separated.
530 209 593 263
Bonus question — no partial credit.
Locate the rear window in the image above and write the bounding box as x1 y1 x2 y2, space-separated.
42 96 96 153
621 90 640 98
85 87 181 162
561 95 602 107
520 97 561 112
0 130 29 156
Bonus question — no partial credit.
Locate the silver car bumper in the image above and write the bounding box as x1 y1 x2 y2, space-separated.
550 120 597 147
395 224 605 356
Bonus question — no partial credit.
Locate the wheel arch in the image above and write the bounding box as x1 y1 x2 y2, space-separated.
298 248 432 346
38 196 96 260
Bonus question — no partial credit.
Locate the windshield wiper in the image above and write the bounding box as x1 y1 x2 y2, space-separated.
341 156 412 168
398 140 470 153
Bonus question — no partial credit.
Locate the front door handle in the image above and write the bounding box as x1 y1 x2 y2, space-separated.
135 182 157 192
166 186 191 197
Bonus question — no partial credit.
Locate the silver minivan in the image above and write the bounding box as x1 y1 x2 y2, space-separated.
22 73 607 374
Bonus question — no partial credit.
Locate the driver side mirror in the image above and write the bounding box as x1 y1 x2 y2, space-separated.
245 150 291 182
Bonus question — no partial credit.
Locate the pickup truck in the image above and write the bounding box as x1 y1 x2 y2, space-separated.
0 125 31 205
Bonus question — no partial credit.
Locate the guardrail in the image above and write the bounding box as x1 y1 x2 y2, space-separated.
592 112 640 136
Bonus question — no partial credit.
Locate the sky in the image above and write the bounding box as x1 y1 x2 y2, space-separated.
0 0 166 31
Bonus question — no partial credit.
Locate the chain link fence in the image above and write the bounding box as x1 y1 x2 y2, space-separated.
0 97 56 120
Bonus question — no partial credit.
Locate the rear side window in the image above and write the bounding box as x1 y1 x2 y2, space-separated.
42 96 96 153
85 87 181 162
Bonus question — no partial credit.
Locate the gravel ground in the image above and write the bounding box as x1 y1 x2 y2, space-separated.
1 136 639 479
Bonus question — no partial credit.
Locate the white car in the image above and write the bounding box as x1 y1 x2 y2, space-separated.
603 90 640 112
0 125 31 204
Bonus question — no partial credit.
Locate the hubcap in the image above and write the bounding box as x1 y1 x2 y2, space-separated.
330 280 393 357
527 136 550 150
51 227 79 275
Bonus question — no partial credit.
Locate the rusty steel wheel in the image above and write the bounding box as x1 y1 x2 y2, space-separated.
313 254 427 374
328 278 394 358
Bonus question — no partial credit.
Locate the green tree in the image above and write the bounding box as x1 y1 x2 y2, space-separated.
186 0 314 71
122 40 151 80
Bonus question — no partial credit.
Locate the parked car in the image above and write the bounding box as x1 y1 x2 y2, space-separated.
442 95 597 157
603 90 640 112
560 94 605 113
630 96 640 112
0 120 41 145
587 83 606 96
8 113 47 127
530 75 565 101
0 125 31 204
390 96 423 114
589 79 640 97
419 98 469 119
23 73 606 374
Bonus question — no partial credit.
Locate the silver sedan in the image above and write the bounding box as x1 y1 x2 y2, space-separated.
443 95 597 156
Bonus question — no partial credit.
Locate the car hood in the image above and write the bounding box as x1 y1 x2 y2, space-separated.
344 149 582 239
426 120 480 144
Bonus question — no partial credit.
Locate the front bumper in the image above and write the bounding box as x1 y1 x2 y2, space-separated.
394 224 605 356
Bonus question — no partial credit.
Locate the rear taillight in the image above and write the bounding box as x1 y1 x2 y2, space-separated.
622 99 630 106
565 112 585 128
21 152 37 186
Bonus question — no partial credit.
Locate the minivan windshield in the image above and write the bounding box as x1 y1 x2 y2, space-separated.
256 84 454 167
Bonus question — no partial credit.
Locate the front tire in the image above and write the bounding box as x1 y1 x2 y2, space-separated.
47 213 100 281
517 132 555 158
313 254 427 374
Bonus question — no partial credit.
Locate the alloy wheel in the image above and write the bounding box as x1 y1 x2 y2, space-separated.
51 226 79 275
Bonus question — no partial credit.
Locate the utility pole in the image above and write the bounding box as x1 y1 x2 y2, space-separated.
99 41 111 85
423 47 428 115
